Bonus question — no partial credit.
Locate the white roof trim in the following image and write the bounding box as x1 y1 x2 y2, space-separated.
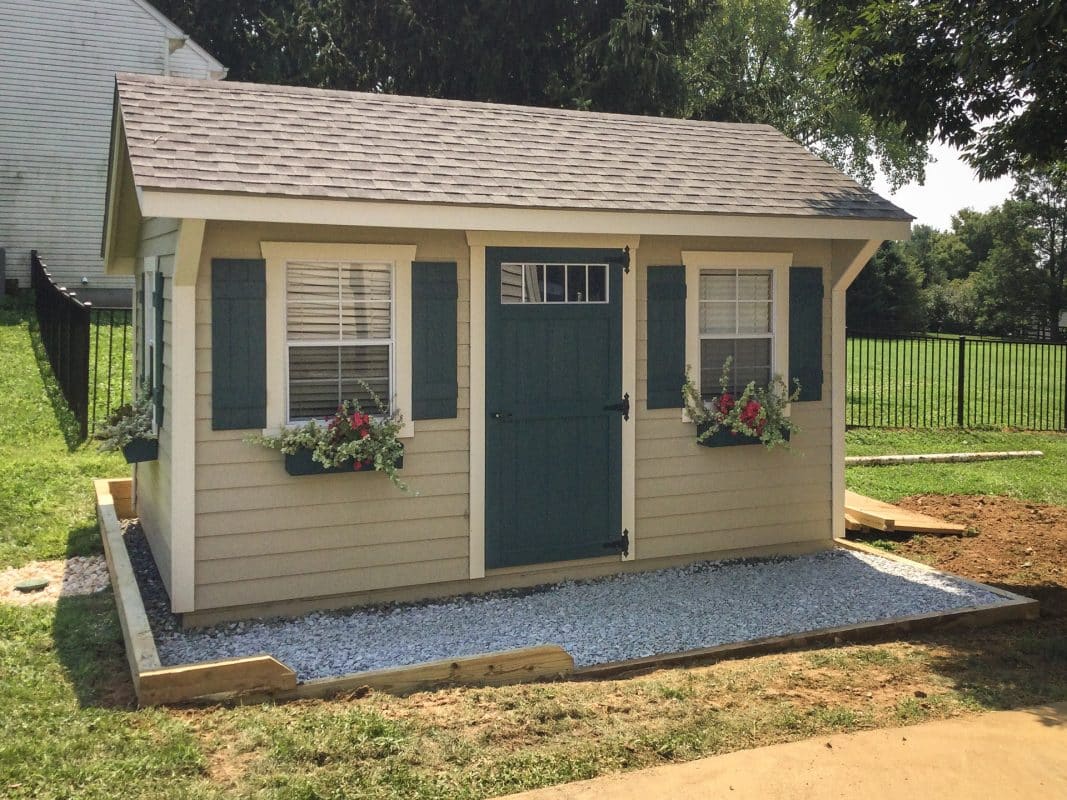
138 190 913 241
128 0 227 75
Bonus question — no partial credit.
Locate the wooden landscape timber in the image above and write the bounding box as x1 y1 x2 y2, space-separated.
280 645 575 701
96 478 298 706
845 450 1043 466
844 490 969 535
96 478 1037 705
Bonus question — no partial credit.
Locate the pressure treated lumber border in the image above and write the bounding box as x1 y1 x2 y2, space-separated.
278 645 575 701
573 542 1038 681
96 478 297 705
845 450 1043 466
97 478 1036 703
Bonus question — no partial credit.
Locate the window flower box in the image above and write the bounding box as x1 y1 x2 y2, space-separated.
284 447 404 476
248 392 409 490
696 423 789 448
122 437 159 463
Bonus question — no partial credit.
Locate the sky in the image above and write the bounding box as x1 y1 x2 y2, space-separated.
871 141 1015 231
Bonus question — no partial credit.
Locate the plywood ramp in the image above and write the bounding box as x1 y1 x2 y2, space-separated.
844 490 967 535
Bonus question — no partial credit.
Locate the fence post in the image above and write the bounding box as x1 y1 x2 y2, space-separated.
956 336 967 427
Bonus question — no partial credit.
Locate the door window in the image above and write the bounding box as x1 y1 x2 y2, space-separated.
500 263 608 304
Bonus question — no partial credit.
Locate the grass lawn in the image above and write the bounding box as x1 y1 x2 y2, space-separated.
2 293 1066 798
0 299 125 567
846 428 1067 505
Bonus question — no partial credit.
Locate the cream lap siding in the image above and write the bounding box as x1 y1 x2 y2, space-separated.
0 0 221 293
192 223 471 613
634 237 834 560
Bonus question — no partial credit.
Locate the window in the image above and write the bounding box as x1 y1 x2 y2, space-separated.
500 263 608 304
699 268 773 398
286 261 393 421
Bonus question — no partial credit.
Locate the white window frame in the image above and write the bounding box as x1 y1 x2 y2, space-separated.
284 261 395 424
682 251 792 421
261 243 417 439
142 259 159 434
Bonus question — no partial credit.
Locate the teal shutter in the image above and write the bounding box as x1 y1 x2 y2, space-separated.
153 272 164 426
211 259 267 429
789 266 824 401
137 279 146 385
411 261 458 419
646 266 687 409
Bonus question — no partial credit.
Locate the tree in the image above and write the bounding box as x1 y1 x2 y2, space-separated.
799 1 1067 179
970 167 1067 339
155 0 703 114
682 0 927 188
847 241 926 333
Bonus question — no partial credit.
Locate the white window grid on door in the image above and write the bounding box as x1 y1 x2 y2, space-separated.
699 267 774 396
284 260 394 423
500 262 610 304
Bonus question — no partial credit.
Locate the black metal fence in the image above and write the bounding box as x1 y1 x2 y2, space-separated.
32 251 92 438
89 306 133 434
847 330 1067 431
31 251 133 440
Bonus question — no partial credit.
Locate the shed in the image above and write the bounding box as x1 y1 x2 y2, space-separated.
102 73 911 626
0 0 224 303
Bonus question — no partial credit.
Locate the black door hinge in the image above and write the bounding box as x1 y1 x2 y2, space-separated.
603 529 630 556
608 246 631 274
603 392 630 421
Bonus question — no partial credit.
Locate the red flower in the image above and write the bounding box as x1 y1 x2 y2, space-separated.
719 393 735 415
739 399 762 428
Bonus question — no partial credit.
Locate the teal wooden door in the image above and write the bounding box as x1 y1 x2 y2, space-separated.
485 247 624 569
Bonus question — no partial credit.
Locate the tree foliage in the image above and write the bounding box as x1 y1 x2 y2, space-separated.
846 241 926 333
683 0 926 188
851 166 1067 340
155 0 928 186
799 0 1067 179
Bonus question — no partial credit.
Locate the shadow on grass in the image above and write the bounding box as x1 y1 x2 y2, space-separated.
916 616 1067 722
53 590 138 709
27 317 85 452
1 297 83 450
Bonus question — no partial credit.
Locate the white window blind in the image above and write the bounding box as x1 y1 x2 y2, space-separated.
286 261 393 420
699 268 773 397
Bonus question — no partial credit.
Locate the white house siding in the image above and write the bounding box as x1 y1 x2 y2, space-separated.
133 217 179 595
192 222 472 612
634 237 834 560
0 0 222 299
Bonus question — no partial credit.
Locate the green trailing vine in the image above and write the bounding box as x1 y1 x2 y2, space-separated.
247 384 410 491
682 357 801 449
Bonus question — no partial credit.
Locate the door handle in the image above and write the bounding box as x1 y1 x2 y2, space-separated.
490 411 513 421
603 393 630 421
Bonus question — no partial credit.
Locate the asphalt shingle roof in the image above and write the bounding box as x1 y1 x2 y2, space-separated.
116 73 911 221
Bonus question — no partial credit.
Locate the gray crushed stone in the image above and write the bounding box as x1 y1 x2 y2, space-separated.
122 523 1006 681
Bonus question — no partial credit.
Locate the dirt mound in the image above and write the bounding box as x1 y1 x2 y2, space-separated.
873 495 1067 617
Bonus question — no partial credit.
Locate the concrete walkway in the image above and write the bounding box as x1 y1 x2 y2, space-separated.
507 703 1067 800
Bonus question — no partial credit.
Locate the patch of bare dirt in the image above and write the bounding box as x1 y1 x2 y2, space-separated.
877 495 1067 616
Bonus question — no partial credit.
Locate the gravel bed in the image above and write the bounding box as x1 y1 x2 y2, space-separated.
122 523 1007 681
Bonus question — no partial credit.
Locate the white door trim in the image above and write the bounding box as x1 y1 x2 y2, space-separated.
465 232 640 578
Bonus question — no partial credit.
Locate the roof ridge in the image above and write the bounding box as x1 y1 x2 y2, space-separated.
114 72 779 133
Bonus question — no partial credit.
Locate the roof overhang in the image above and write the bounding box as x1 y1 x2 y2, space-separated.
137 189 912 242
